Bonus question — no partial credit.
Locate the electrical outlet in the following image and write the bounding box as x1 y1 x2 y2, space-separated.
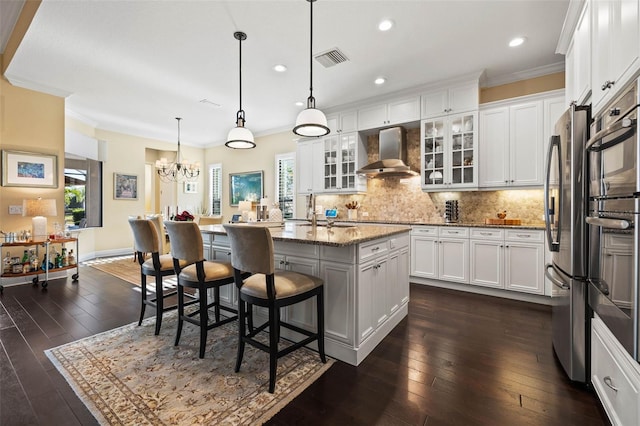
9 205 23 215
361 211 369 217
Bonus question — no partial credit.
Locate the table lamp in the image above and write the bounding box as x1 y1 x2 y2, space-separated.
23 198 57 241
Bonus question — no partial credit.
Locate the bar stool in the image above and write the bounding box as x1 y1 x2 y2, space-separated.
128 218 191 335
224 224 326 393
164 221 238 358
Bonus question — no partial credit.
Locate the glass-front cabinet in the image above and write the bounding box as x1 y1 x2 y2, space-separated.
323 133 366 193
421 112 478 191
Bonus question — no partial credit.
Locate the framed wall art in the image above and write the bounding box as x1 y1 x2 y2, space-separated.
114 173 138 200
1 150 58 188
184 182 198 194
229 170 263 206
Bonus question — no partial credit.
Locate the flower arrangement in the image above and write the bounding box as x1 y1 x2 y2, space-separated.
172 210 195 221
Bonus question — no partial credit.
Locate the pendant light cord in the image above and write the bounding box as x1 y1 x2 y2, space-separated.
308 0 314 102
239 33 243 115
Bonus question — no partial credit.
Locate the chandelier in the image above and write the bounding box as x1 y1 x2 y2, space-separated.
155 117 200 182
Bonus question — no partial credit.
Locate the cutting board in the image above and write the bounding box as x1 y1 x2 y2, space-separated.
484 218 522 225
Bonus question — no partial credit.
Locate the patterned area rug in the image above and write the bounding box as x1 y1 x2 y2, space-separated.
83 255 177 291
45 312 334 425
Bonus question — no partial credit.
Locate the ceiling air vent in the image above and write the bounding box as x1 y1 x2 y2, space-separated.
314 48 349 68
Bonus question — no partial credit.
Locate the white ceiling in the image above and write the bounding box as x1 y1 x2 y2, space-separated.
3 0 569 148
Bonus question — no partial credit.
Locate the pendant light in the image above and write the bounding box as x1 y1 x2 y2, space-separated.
293 0 330 137
226 31 256 149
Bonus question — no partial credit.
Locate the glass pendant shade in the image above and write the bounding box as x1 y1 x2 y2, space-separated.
226 124 255 149
294 103 329 137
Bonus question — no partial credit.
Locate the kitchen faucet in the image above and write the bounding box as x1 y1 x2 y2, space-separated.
307 194 317 227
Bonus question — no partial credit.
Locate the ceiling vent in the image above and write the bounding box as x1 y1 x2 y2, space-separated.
314 48 349 68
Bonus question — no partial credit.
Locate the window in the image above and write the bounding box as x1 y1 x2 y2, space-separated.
275 153 295 219
64 158 103 228
209 163 222 215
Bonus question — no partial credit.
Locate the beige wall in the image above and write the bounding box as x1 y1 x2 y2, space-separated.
0 78 65 250
480 72 565 103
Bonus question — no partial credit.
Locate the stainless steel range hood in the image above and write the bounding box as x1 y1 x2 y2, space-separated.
357 126 418 177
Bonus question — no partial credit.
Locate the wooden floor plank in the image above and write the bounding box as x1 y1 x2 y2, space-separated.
0 266 609 425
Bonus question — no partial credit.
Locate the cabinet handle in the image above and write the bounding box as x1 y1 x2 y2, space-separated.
371 246 380 251
279 260 285 265
505 245 510 248
480 232 492 236
227 252 231 256
603 376 618 392
500 245 503 248
516 234 531 238
601 80 615 91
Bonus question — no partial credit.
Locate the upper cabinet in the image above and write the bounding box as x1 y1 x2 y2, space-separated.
479 91 565 189
296 138 324 195
326 110 357 134
591 0 640 114
322 132 367 193
421 112 478 191
421 82 479 119
565 0 591 106
357 96 420 131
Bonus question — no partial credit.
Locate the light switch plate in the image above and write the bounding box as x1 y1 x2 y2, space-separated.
9 205 23 215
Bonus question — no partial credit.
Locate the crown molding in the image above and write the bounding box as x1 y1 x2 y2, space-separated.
483 62 565 88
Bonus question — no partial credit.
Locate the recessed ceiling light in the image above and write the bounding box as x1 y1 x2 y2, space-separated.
295 101 304 107
378 19 394 31
509 36 526 47
374 77 386 85
273 64 287 72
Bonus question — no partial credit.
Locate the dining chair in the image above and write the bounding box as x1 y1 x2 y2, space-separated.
223 224 326 393
164 221 238 358
128 218 192 335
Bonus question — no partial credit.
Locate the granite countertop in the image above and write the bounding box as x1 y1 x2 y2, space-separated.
199 222 411 247
286 218 545 231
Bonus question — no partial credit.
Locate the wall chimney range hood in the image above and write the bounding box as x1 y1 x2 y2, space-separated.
357 126 418 178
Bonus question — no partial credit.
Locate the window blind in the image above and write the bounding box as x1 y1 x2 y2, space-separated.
275 153 295 219
209 163 222 216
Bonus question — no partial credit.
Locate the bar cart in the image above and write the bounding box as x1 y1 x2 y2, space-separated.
0 237 79 293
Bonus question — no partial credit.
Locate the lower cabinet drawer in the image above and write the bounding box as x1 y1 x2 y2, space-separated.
591 316 640 426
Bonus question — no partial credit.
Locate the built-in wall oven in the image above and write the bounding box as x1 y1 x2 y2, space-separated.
587 79 640 362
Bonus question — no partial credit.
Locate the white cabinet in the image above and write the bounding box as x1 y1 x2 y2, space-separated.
296 138 324 194
591 0 640 114
320 259 355 345
504 229 545 295
469 228 504 289
275 251 321 332
565 0 591 105
421 112 478 191
410 226 469 283
438 227 469 283
322 132 367 193
421 82 479 119
357 96 420 130
326 110 357 134
479 92 564 189
591 314 640 426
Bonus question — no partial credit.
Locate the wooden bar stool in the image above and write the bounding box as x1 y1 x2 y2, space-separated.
224 224 326 393
128 218 192 335
164 221 238 358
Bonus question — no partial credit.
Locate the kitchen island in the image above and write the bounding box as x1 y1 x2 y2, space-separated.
199 221 411 365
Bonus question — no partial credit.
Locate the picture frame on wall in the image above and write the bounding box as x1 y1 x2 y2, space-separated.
184 182 198 194
1 150 58 188
114 173 138 200
229 170 263 206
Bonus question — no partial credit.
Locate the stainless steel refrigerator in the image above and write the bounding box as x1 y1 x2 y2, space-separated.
544 104 590 383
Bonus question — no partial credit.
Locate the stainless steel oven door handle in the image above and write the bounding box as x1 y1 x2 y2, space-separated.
586 116 636 152
545 264 570 290
585 216 631 229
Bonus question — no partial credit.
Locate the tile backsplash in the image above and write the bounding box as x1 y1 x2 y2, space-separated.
315 128 545 225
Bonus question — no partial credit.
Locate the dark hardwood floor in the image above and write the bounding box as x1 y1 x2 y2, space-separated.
0 265 609 425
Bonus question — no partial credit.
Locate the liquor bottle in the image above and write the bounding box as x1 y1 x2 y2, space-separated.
3 251 11 274
21 250 29 265
41 254 49 271
61 248 68 267
68 249 76 266
55 250 62 268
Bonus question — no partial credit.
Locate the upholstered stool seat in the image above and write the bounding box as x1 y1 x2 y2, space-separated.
224 224 326 393
164 221 240 359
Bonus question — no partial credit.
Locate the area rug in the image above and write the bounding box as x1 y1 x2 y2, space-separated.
45 312 334 425
83 255 177 290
